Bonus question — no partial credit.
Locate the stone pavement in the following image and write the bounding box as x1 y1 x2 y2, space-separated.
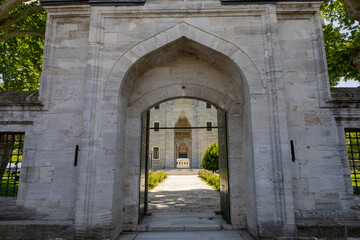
148 175 220 213
116 174 255 240
117 230 254 240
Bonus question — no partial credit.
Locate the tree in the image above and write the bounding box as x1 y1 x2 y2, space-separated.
201 142 219 173
321 0 360 86
0 0 46 91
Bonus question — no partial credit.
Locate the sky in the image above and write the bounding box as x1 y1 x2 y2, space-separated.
335 78 359 88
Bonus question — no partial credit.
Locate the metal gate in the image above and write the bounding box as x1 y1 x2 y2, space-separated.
0 133 25 197
218 109 231 224
139 107 230 223
139 112 149 223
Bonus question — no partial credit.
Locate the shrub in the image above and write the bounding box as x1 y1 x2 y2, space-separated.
201 142 219 173
148 170 168 191
198 170 219 191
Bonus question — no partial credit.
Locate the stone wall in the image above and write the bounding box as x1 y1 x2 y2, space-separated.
148 98 218 171
1 0 360 238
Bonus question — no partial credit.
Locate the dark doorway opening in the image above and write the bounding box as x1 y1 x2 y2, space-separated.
138 98 230 224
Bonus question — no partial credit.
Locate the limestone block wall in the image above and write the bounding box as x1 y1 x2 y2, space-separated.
3 0 360 238
149 103 167 170
0 92 44 219
0 9 91 221
328 88 360 218
38 0 325 236
277 10 358 219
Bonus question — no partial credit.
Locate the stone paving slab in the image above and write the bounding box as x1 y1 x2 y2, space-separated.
140 212 227 232
117 230 251 240
116 175 249 240
148 175 220 213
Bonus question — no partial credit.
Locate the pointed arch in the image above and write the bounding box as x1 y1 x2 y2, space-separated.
105 22 264 98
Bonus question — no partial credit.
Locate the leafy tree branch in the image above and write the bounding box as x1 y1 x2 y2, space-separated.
321 0 360 86
0 0 27 21
0 4 44 31
339 0 360 22
0 0 45 91
0 29 44 42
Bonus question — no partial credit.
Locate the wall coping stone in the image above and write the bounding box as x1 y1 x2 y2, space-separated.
331 88 360 101
0 91 41 106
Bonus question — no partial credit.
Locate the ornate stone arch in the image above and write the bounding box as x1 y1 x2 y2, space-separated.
105 21 264 98
76 19 295 239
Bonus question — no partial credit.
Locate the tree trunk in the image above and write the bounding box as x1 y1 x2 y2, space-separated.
339 0 360 22
350 49 360 74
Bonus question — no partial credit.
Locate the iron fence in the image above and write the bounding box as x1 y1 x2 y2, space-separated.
345 130 360 194
0 133 25 197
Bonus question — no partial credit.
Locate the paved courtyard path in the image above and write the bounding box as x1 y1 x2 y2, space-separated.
148 175 220 213
117 174 255 240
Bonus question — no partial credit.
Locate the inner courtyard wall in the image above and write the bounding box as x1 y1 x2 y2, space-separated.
148 96 218 171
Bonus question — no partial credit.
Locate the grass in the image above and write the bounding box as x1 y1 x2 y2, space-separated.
0 172 19 197
198 170 219 191
148 170 168 191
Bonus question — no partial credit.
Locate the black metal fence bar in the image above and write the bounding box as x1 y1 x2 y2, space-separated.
0 133 25 197
345 130 360 194
149 126 219 129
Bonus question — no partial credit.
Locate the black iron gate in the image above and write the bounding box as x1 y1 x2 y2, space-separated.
218 109 230 224
139 107 230 223
139 112 149 222
0 133 25 197
345 129 360 194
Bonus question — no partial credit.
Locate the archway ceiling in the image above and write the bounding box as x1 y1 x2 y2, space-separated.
121 37 244 100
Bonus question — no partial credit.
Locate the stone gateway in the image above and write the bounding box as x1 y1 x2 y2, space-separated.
1 0 360 238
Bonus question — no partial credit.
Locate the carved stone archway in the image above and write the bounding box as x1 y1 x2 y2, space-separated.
76 21 295 238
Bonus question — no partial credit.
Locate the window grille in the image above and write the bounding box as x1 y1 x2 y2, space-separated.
0 133 25 197
206 103 211 109
154 122 159 132
207 122 212 131
345 130 360 194
153 147 159 160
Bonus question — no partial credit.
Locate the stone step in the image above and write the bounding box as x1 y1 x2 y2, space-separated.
138 212 232 232
0 220 74 239
117 230 256 240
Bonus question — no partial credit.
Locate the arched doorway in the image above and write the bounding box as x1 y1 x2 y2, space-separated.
76 22 295 238
139 99 230 223
177 143 188 159
119 36 249 230
175 114 192 168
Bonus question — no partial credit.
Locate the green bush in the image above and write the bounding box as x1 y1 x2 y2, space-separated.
0 172 19 197
148 170 168 191
198 170 219 191
201 142 219 173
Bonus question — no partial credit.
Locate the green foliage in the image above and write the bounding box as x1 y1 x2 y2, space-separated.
346 131 360 194
0 35 44 90
0 171 19 197
201 142 219 173
198 170 219 191
148 170 167 191
0 0 46 91
351 172 360 194
321 0 360 86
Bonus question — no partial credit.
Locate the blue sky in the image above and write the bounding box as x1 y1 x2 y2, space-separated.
335 78 359 87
